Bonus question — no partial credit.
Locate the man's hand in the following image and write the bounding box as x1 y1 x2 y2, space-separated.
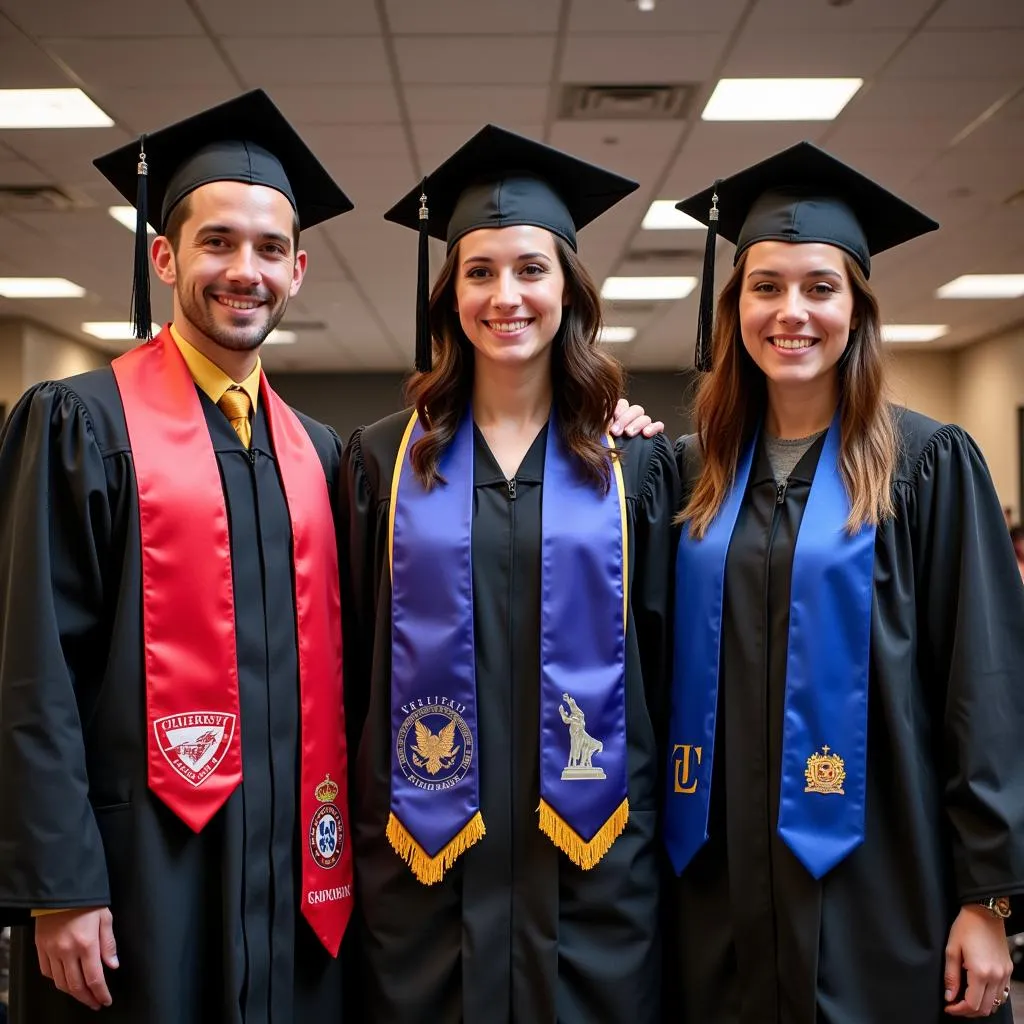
944 905 1012 1017
610 398 665 439
35 907 118 1010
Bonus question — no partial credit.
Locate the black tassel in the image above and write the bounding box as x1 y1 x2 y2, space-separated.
693 180 720 373
130 135 152 341
414 181 432 373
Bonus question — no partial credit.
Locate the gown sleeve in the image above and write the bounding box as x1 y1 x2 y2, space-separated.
630 434 681 739
0 383 113 923
337 426 382 747
911 424 1024 900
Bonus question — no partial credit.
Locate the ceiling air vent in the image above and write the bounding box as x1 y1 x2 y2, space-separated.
0 185 78 213
560 84 694 121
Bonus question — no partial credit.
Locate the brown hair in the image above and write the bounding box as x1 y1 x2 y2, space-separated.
405 235 623 491
681 249 897 537
162 191 301 252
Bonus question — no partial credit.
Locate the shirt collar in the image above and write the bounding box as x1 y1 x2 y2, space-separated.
169 323 261 414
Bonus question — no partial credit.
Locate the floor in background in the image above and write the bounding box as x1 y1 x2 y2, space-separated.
1013 980 1023 1016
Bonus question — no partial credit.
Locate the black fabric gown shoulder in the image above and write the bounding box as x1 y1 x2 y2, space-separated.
0 368 346 1024
339 409 679 1024
666 407 1024 1024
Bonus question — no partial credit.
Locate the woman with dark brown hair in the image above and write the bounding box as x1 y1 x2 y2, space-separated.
663 143 1024 1023
338 127 678 1023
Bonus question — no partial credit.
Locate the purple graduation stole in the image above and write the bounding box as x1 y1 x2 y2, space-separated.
388 409 628 884
665 415 875 879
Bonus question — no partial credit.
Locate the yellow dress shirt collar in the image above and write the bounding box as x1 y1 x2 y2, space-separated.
169 323 261 415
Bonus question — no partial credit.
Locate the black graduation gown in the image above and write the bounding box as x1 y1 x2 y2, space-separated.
339 410 678 1024
0 368 346 1024
667 408 1024 1024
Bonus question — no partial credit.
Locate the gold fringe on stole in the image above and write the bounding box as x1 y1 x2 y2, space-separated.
538 798 629 870
386 811 486 885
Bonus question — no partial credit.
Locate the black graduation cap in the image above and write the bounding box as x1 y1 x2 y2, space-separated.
383 124 638 372
93 89 353 341
676 141 938 372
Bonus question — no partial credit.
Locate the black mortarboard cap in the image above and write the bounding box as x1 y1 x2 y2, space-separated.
383 125 638 372
93 89 353 341
676 141 938 372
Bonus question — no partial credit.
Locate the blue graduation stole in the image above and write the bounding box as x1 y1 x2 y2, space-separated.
664 416 876 879
388 409 628 884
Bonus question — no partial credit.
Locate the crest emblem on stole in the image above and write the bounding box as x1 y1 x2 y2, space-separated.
153 711 237 787
309 774 344 869
804 745 846 795
396 700 475 789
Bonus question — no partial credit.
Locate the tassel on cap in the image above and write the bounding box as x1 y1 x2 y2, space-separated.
693 180 720 373
414 181 432 373
131 135 153 341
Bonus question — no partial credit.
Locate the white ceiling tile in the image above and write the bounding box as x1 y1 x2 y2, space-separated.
823 118 963 159
270 85 402 126
744 0 936 31
406 86 550 125
197 0 381 36
927 0 1024 28
0 36 76 87
549 121 685 187
222 36 392 85
45 37 237 89
0 156 56 186
412 122 545 170
885 30 1024 78
3 0 204 36
91 85 243 135
722 30 904 77
3 126 132 185
560 34 727 84
840 78 1018 121
568 0 749 33
660 121 829 196
386 0 559 34
294 124 409 159
395 36 556 84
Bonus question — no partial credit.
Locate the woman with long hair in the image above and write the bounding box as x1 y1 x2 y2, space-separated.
339 127 677 1023
663 143 1024 1023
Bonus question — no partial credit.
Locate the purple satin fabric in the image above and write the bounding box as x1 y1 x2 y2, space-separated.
540 425 627 842
390 412 480 858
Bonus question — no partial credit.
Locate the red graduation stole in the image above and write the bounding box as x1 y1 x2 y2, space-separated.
111 328 352 955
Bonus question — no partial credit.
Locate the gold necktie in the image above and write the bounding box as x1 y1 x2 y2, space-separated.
218 387 252 449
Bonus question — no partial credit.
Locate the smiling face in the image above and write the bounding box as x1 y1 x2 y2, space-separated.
738 240 856 397
453 224 567 370
152 179 306 355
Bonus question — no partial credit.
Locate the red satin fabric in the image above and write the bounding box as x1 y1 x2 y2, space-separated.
112 329 351 954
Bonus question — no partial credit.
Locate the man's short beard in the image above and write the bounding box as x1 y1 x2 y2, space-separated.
178 285 288 352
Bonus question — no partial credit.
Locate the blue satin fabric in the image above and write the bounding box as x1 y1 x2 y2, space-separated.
665 416 875 879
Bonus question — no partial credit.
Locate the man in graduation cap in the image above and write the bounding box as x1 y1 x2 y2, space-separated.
0 90 354 1023
665 142 1024 1023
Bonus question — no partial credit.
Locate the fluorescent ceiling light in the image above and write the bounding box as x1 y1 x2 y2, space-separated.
702 78 862 121
265 329 297 344
599 326 637 343
0 88 114 129
109 206 155 235
881 324 948 343
81 321 159 340
0 278 85 298
642 201 705 231
936 275 1024 299
601 276 697 301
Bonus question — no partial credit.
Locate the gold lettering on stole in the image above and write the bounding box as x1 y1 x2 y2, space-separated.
672 744 703 794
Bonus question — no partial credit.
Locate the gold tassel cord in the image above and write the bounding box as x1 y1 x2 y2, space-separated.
386 811 486 885
538 798 629 870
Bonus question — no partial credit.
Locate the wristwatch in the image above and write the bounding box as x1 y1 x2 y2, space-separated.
975 897 1012 919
